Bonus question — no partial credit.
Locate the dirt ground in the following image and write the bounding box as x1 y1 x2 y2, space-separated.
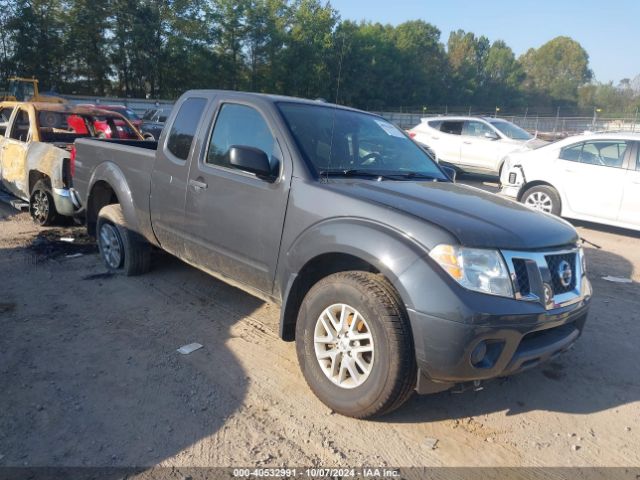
1 180 639 473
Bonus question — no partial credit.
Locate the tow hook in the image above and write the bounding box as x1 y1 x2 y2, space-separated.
451 380 484 394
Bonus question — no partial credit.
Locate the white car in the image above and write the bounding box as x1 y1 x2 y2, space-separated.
408 116 547 176
500 132 640 231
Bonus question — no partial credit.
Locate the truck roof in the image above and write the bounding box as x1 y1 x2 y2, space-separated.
183 90 370 115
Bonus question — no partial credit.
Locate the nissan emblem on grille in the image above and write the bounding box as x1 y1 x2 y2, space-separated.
558 260 573 288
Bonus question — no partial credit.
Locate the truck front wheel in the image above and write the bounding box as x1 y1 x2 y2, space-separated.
96 204 150 276
295 271 416 418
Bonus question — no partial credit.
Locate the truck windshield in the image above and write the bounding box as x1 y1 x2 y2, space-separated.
277 102 446 180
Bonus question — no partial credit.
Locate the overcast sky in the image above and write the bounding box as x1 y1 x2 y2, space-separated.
328 0 639 84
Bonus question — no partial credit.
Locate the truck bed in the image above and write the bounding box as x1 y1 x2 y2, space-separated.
73 138 158 240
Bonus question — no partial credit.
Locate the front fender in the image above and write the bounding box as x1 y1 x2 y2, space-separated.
280 217 430 309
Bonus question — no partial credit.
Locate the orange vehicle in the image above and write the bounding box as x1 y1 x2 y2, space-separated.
0 77 66 103
0 101 144 225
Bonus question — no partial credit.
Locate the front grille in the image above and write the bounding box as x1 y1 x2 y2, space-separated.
512 258 530 295
545 253 577 294
502 247 582 308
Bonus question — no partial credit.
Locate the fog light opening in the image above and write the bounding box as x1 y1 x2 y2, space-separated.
471 341 488 366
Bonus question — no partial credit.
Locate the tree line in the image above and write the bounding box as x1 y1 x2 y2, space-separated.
1 0 639 113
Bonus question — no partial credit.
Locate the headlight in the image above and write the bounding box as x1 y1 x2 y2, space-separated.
429 244 513 297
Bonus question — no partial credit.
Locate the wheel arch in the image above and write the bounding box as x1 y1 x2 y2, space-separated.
28 170 51 194
85 162 138 238
277 219 431 341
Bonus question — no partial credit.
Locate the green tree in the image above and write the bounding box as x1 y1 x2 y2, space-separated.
0 0 16 81
447 30 490 104
392 20 448 107
6 0 65 90
245 0 289 93
520 36 592 104
211 0 249 90
483 40 524 107
282 0 337 99
64 0 111 95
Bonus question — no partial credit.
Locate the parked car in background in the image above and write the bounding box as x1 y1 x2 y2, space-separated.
97 105 143 130
71 90 591 418
0 101 144 225
500 132 640 231
409 116 548 176
140 107 172 140
77 104 147 139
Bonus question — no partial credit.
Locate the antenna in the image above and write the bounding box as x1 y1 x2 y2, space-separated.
325 33 347 181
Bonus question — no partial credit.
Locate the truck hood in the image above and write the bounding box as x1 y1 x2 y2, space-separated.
327 180 578 250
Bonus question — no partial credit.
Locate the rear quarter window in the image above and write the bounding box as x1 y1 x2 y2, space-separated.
427 120 442 129
166 98 208 161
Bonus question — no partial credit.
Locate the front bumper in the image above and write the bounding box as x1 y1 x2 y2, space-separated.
409 289 590 394
499 166 525 199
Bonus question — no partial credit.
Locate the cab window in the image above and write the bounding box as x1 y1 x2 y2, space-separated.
0 107 13 135
440 121 463 135
9 109 30 142
166 97 207 161
206 104 275 170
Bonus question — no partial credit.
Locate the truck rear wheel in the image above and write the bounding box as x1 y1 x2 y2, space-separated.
295 271 416 418
96 204 150 276
29 180 58 226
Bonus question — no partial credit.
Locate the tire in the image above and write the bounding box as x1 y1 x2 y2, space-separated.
29 180 58 226
295 271 416 419
96 204 151 276
521 184 561 216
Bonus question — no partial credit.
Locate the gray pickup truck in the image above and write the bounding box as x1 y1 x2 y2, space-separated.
72 90 591 418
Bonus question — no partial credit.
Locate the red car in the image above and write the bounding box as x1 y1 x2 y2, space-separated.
97 105 143 130
75 104 142 139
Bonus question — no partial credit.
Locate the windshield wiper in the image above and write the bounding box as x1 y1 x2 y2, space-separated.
385 172 446 181
319 169 395 180
318 169 446 181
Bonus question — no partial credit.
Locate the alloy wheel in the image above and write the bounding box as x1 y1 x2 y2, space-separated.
314 303 375 389
99 223 123 268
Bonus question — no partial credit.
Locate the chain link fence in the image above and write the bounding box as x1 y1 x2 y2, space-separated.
376 107 640 140
60 95 640 139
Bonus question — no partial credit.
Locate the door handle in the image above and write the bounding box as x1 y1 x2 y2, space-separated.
463 141 472 145
189 179 208 190
431 136 439 140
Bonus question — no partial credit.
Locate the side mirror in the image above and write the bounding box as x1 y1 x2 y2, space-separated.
441 165 456 182
229 145 274 180
484 131 499 141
